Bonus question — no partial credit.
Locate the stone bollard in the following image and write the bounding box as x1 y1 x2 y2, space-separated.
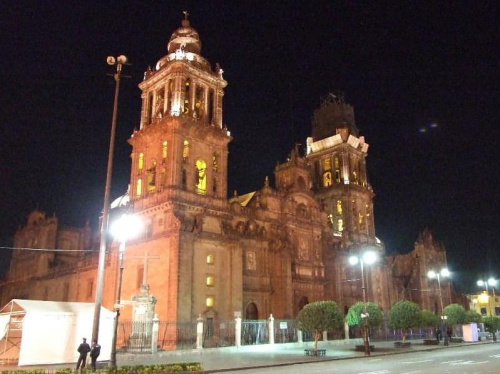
235 316 242 348
268 314 275 345
151 314 159 353
298 329 303 344
196 315 204 350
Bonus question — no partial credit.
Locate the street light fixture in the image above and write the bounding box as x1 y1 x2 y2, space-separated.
109 213 143 368
428 268 450 346
349 250 378 356
92 55 129 344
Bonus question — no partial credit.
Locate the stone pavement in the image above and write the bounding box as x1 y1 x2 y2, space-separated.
118 338 495 373
2 339 496 372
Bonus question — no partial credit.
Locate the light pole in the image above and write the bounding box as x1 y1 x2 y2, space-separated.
349 250 378 356
92 55 129 344
428 268 450 346
109 213 143 368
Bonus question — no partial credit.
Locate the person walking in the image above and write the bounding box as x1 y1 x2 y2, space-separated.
76 337 91 370
435 326 442 343
90 340 101 372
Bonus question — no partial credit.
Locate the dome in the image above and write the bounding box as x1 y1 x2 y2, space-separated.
167 18 202 55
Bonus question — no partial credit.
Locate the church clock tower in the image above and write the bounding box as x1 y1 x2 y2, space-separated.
129 13 230 203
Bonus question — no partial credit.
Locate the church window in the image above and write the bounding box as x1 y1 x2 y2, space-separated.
246 251 256 270
183 140 190 160
147 161 157 192
334 155 341 183
337 219 344 233
183 78 191 114
206 296 214 308
195 160 207 195
206 276 214 286
212 152 218 172
146 222 153 238
212 177 217 194
136 179 143 197
323 158 332 187
137 265 144 289
162 141 168 159
207 89 214 123
296 203 308 218
195 85 204 119
155 88 165 119
207 254 214 264
138 153 144 170
336 200 343 215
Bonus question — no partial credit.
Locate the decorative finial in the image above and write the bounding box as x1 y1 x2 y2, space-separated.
264 176 269 187
183 10 189 20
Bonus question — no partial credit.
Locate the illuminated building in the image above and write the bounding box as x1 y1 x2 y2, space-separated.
0 15 464 343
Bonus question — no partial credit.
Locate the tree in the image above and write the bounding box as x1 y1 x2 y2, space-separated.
464 310 483 324
443 304 466 338
483 316 500 342
346 302 384 352
420 310 440 328
443 304 466 327
296 300 344 352
389 301 422 342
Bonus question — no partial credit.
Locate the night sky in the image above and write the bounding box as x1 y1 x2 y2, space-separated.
1 2 498 291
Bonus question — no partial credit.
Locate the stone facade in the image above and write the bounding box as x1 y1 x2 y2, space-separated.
0 16 461 332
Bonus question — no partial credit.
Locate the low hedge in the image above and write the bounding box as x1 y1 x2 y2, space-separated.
1 363 203 374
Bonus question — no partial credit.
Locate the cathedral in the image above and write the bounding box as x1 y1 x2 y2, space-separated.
0 15 459 336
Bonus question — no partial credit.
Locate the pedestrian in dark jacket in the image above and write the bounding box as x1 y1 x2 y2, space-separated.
76 337 91 369
435 327 442 343
90 340 101 372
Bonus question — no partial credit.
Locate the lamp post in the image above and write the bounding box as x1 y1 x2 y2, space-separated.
428 268 450 346
92 55 129 344
109 213 143 368
349 250 378 356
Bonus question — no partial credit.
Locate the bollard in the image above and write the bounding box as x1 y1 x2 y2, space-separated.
235 316 242 348
151 314 159 353
196 315 204 350
268 314 275 345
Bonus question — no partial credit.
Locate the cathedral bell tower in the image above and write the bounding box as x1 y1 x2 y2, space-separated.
306 93 376 248
129 13 230 204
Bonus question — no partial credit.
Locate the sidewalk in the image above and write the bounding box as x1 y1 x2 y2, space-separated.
117 338 496 373
2 339 496 373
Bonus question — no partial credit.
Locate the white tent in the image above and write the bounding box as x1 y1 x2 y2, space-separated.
0 299 114 366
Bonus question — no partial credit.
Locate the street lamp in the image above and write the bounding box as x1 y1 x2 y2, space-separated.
428 268 450 346
349 250 378 356
109 213 143 368
92 55 129 344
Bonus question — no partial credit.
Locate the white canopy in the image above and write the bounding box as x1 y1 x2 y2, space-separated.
0 299 114 366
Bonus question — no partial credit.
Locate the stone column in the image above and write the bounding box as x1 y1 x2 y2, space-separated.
268 314 275 345
298 330 303 344
235 315 242 348
196 315 204 350
151 314 159 353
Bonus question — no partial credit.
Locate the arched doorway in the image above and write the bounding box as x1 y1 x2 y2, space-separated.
298 296 309 312
245 302 259 320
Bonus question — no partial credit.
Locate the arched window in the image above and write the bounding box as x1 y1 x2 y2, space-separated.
297 176 306 190
162 141 168 159
147 161 157 191
195 85 204 119
183 140 190 161
334 155 341 183
323 158 332 187
136 179 143 197
183 78 191 114
195 160 207 194
181 169 187 190
160 167 167 187
138 153 144 170
212 152 218 172
298 296 309 312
